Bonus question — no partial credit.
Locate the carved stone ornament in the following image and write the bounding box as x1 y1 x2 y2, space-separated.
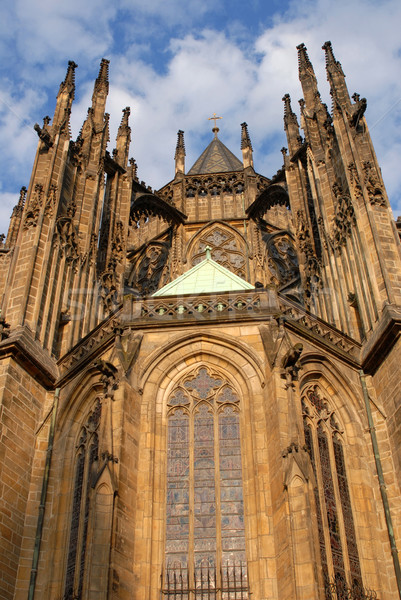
114 328 143 375
0 313 11 341
54 216 80 264
264 232 300 287
129 242 170 296
111 221 125 261
296 211 322 308
23 183 43 229
99 265 118 313
350 93 367 129
331 181 356 250
44 184 57 218
281 343 303 383
347 162 362 200
363 161 386 206
94 359 119 399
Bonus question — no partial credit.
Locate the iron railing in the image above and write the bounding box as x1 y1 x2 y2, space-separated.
162 563 248 600
325 578 378 600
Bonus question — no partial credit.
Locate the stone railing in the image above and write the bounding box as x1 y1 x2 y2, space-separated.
59 289 361 375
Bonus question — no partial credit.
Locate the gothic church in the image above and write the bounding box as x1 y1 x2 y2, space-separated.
0 42 401 600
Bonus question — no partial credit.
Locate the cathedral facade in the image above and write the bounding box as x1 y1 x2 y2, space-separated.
0 42 401 600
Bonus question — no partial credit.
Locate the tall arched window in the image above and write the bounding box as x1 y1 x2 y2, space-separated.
302 385 364 599
163 367 248 599
64 398 101 600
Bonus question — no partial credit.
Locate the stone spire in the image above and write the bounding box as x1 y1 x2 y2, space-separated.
175 130 186 175
240 122 253 169
282 94 302 156
52 60 77 132
322 41 351 112
91 58 110 124
115 107 131 167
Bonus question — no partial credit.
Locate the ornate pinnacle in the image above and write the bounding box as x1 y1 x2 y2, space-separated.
18 186 27 207
174 130 186 174
240 122 253 151
94 58 110 94
296 43 314 75
175 130 186 158
118 107 131 134
58 60 77 98
282 94 298 124
12 186 27 216
322 41 345 76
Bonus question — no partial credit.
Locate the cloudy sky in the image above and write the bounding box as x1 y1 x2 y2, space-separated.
1 0 400 235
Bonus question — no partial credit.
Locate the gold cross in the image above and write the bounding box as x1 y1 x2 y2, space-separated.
208 113 222 128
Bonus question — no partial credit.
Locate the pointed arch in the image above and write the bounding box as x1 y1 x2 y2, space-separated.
63 397 102 600
131 332 266 600
299 356 368 596
186 221 249 279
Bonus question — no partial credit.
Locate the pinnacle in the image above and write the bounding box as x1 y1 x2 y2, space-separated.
322 41 345 76
58 60 77 98
94 58 110 94
282 94 294 117
240 122 253 150
296 43 314 74
175 130 186 157
118 107 131 132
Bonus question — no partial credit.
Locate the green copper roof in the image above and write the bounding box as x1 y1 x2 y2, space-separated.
152 249 254 296
187 137 243 175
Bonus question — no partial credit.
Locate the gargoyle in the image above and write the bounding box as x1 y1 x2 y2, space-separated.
281 343 303 381
34 122 53 149
350 94 367 128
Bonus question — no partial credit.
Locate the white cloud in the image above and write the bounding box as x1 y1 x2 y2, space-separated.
1 0 401 238
0 193 18 237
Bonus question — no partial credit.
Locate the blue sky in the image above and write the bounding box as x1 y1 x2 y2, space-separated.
1 0 401 234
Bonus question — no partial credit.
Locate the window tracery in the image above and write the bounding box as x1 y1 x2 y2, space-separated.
128 241 170 295
302 385 363 599
262 231 300 288
190 227 246 279
64 399 101 600
164 367 247 599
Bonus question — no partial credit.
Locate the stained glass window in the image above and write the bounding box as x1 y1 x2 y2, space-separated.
164 368 247 599
302 386 363 597
64 399 101 600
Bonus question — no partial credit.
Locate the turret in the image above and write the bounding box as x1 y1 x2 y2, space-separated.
282 94 302 157
241 122 254 169
115 107 131 167
174 130 186 175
